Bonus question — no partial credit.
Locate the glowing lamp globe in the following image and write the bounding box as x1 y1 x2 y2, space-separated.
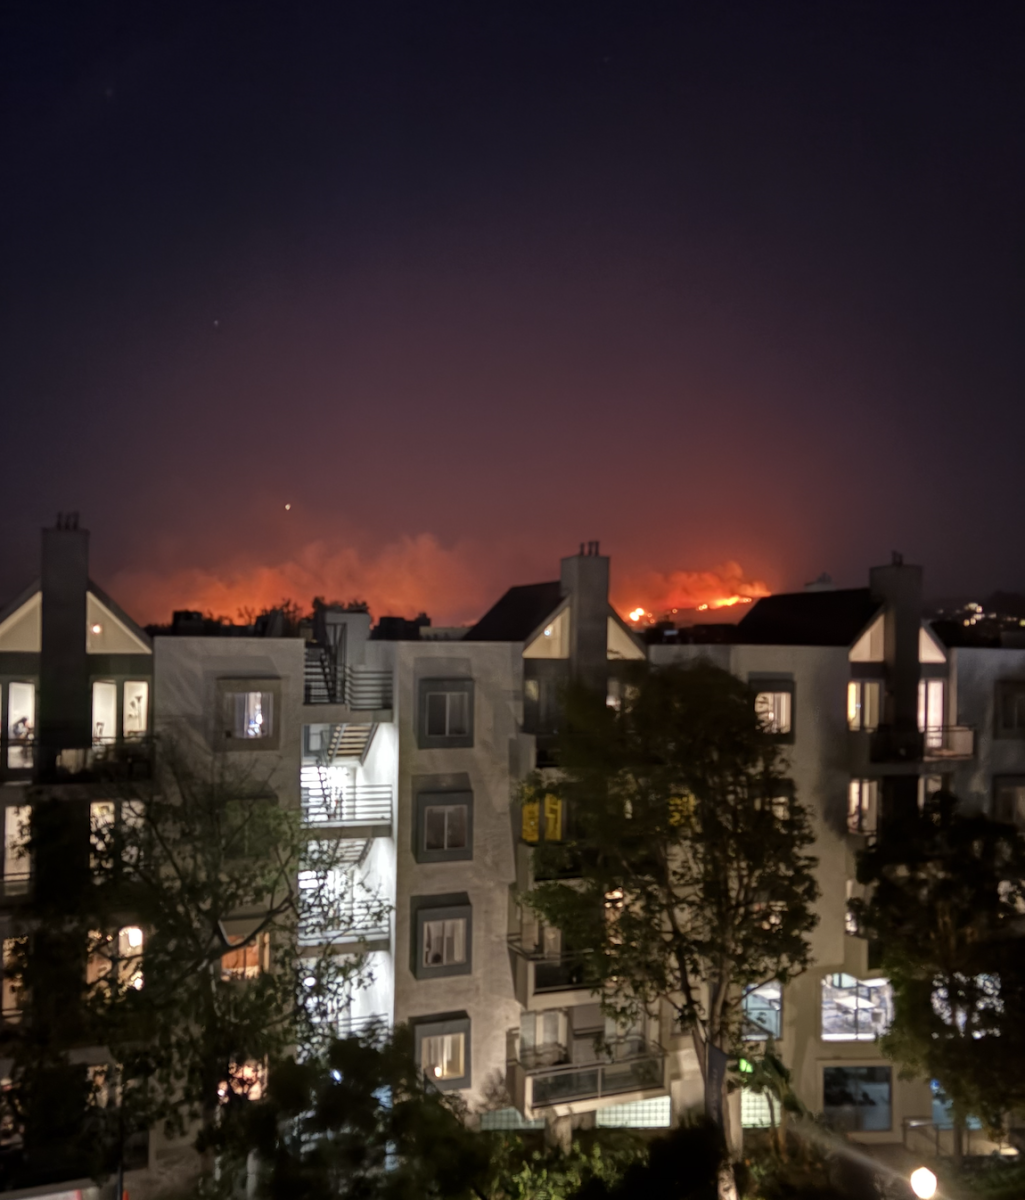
910 1167 937 1199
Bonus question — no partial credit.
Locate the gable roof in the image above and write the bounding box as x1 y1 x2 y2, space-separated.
736 588 882 647
463 581 563 642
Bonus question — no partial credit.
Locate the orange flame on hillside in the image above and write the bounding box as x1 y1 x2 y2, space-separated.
617 562 770 624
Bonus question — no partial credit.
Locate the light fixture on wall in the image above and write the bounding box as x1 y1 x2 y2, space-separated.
91 623 102 635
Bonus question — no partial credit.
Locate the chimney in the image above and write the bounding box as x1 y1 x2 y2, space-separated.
869 553 922 732
38 515 92 763
560 542 609 691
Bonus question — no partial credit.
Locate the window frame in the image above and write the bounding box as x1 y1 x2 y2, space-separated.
216 678 282 751
995 681 1025 740
417 679 474 750
994 776 1025 825
410 894 472 981
411 1012 471 1091
742 980 783 1040
414 790 473 863
749 676 795 743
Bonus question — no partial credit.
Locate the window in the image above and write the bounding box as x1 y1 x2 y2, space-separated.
521 794 563 843
2 938 25 1022
742 981 782 1039
414 790 473 863
821 974 893 1041
417 679 474 749
423 919 466 968
918 679 946 748
847 681 881 731
741 1088 775 1128
219 1059 267 1103
918 775 943 809
2 807 30 897
218 680 281 750
6 682 34 769
92 681 118 744
90 799 145 876
89 927 144 992
995 778 1025 825
123 680 149 737
996 682 1025 739
751 678 794 738
412 1013 471 1090
822 1066 892 1132
230 692 273 740
221 934 270 981
847 780 879 834
411 895 472 979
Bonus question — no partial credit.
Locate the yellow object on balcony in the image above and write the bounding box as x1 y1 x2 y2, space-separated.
544 795 563 841
522 801 540 843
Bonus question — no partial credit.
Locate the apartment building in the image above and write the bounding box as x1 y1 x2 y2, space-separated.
2 523 1025 1196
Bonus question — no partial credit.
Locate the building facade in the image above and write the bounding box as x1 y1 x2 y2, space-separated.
2 524 1025 1194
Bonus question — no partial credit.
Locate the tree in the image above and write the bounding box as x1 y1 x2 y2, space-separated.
851 790 1025 1166
234 1027 646 1200
524 662 819 1189
2 736 386 1189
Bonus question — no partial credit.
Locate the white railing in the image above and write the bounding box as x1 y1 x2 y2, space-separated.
302 780 392 828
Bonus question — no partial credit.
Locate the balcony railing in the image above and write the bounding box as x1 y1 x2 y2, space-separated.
518 1040 666 1110
0 872 31 900
298 898 390 948
304 650 393 709
507 935 589 996
923 726 975 760
302 781 392 829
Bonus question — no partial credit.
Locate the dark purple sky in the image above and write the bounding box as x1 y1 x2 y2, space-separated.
3 2 1023 624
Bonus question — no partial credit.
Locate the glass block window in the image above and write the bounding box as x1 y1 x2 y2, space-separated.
595 1096 671 1128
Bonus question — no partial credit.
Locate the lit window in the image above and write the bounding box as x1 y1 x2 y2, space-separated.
2 807 30 897
92 681 118 745
423 919 466 968
755 691 792 735
917 679 945 748
521 794 563 843
221 933 269 981
847 681 881 731
424 805 468 852
422 1032 465 1081
2 938 25 1021
123 681 149 737
6 682 35 769
847 780 878 834
425 692 469 738
219 1059 267 1102
742 981 782 1039
118 926 144 990
90 801 115 875
821 974 893 1041
741 1087 774 1128
822 1065 892 1131
229 692 274 740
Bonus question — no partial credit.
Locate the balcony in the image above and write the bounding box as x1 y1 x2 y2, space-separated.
298 892 390 951
508 1035 667 1118
302 779 392 832
508 936 589 1007
923 726 975 761
304 650 393 709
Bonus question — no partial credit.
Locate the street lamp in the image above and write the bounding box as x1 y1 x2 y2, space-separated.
909 1166 937 1199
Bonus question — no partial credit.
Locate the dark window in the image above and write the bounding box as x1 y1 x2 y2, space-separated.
417 680 474 749
996 683 1025 738
994 777 1025 825
410 894 472 980
411 1012 471 1090
414 791 473 863
822 1066 892 1131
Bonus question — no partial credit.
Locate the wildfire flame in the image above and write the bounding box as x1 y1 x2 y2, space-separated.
618 561 770 624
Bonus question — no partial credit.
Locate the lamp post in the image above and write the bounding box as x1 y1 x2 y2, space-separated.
909 1166 938 1199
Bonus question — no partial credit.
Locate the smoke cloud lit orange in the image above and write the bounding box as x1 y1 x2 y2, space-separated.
614 561 771 623
108 537 771 633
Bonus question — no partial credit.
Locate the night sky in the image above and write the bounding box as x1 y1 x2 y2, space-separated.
3 2 1023 625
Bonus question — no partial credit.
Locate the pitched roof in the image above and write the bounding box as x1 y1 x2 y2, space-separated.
463 581 563 642
736 588 881 647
